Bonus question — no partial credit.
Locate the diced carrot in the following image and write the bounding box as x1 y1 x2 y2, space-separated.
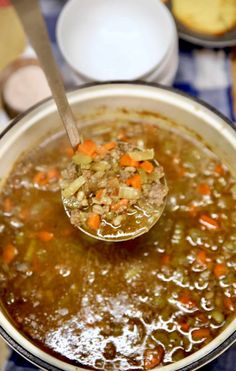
33 172 48 185
37 231 54 242
61 228 74 237
87 213 101 230
213 263 228 278
96 142 117 156
180 322 190 332
144 346 164 370
65 147 74 157
207 260 213 270
3 197 13 213
32 257 41 273
140 160 154 174
47 168 60 181
2 243 18 264
78 139 97 156
117 130 128 141
161 254 170 265
111 199 129 212
224 296 234 312
177 165 186 177
126 174 142 189
19 208 29 221
199 214 219 230
120 154 139 168
96 146 107 156
178 291 196 308
192 328 210 339
197 313 208 323
198 183 211 196
188 204 198 217
103 141 117 151
196 249 207 265
214 164 224 175
34 169 59 185
96 189 105 200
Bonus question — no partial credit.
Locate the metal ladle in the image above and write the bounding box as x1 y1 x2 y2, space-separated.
12 0 167 242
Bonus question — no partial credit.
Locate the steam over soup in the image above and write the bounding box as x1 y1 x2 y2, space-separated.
0 118 235 370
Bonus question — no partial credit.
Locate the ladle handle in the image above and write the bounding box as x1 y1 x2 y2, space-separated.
12 0 81 149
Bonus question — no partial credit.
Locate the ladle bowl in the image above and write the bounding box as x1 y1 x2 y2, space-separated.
62 153 168 242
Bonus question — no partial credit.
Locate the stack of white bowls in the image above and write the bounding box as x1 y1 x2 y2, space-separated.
57 0 179 86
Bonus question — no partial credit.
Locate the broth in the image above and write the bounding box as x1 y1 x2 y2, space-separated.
0 119 235 370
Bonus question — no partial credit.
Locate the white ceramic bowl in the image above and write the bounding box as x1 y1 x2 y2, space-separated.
0 83 235 370
56 0 176 81
144 33 179 85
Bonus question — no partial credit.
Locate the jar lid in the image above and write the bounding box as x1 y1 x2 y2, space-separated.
1 58 51 118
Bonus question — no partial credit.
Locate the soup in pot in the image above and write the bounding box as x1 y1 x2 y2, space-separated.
0 117 235 370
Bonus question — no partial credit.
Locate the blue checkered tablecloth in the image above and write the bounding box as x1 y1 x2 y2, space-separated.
3 0 236 370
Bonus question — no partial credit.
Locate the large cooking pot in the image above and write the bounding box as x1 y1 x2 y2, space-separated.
0 83 235 370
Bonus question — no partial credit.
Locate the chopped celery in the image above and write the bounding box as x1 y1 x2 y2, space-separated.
62 176 86 198
128 149 154 161
63 198 81 209
15 232 25 245
24 240 36 262
119 186 140 199
80 164 91 170
125 265 141 280
72 153 92 165
211 310 224 323
138 168 148 183
92 161 109 171
149 168 164 181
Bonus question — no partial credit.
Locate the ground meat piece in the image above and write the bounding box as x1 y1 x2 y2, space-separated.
61 163 77 181
149 183 168 207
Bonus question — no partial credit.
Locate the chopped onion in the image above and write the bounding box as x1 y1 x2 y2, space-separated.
113 215 123 226
128 149 154 161
92 205 104 215
119 186 140 199
77 191 85 201
81 199 88 207
101 196 112 205
124 167 136 173
62 176 86 198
